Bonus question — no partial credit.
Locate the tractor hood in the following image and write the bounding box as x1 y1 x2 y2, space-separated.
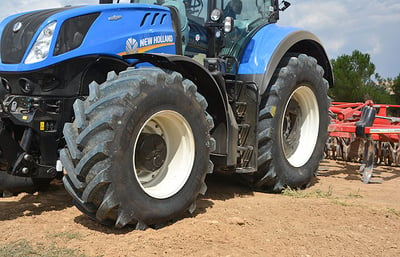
0 4 176 72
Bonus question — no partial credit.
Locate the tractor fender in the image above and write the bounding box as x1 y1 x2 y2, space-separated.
123 54 228 114
238 24 333 95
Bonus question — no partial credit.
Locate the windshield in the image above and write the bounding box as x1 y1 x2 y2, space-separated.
219 0 275 59
220 0 274 25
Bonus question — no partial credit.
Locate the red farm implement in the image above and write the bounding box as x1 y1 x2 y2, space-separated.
326 101 400 183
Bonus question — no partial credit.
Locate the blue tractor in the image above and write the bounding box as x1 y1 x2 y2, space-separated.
0 0 332 228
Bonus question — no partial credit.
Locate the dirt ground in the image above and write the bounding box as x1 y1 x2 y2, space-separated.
0 159 399 257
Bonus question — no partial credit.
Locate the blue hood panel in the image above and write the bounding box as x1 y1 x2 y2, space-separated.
0 4 177 72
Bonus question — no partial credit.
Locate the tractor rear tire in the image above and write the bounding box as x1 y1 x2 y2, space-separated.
61 67 214 228
252 53 329 192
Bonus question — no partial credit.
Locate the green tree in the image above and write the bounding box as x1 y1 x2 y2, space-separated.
392 73 400 104
329 50 393 103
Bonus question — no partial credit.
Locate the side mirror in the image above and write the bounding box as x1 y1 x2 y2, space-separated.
280 1 291 11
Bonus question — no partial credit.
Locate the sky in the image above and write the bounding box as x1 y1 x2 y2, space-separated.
0 0 399 79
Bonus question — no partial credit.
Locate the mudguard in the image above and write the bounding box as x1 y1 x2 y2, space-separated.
238 24 333 95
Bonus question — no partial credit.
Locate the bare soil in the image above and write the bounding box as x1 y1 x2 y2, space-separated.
1 159 399 257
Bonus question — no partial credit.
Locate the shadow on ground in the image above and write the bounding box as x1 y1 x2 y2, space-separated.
0 181 72 221
73 173 254 233
318 159 400 182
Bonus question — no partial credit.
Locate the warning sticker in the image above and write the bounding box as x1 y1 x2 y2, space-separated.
40 121 45 131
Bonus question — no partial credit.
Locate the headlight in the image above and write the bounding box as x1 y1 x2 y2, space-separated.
25 21 57 64
224 17 234 33
210 9 222 22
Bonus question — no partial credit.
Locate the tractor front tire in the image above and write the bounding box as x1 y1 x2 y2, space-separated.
61 67 214 228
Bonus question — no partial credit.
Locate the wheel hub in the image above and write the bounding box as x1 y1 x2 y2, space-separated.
282 99 301 157
135 133 167 172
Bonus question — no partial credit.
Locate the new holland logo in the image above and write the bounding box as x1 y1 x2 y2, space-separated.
108 15 122 21
13 22 22 33
126 38 138 54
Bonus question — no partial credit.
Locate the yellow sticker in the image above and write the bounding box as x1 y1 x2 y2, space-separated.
40 121 45 131
270 106 277 117
22 115 28 120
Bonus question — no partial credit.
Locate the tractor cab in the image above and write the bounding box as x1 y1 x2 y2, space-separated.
129 0 284 59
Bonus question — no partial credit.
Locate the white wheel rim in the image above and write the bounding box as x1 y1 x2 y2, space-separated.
133 110 195 199
280 85 319 167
